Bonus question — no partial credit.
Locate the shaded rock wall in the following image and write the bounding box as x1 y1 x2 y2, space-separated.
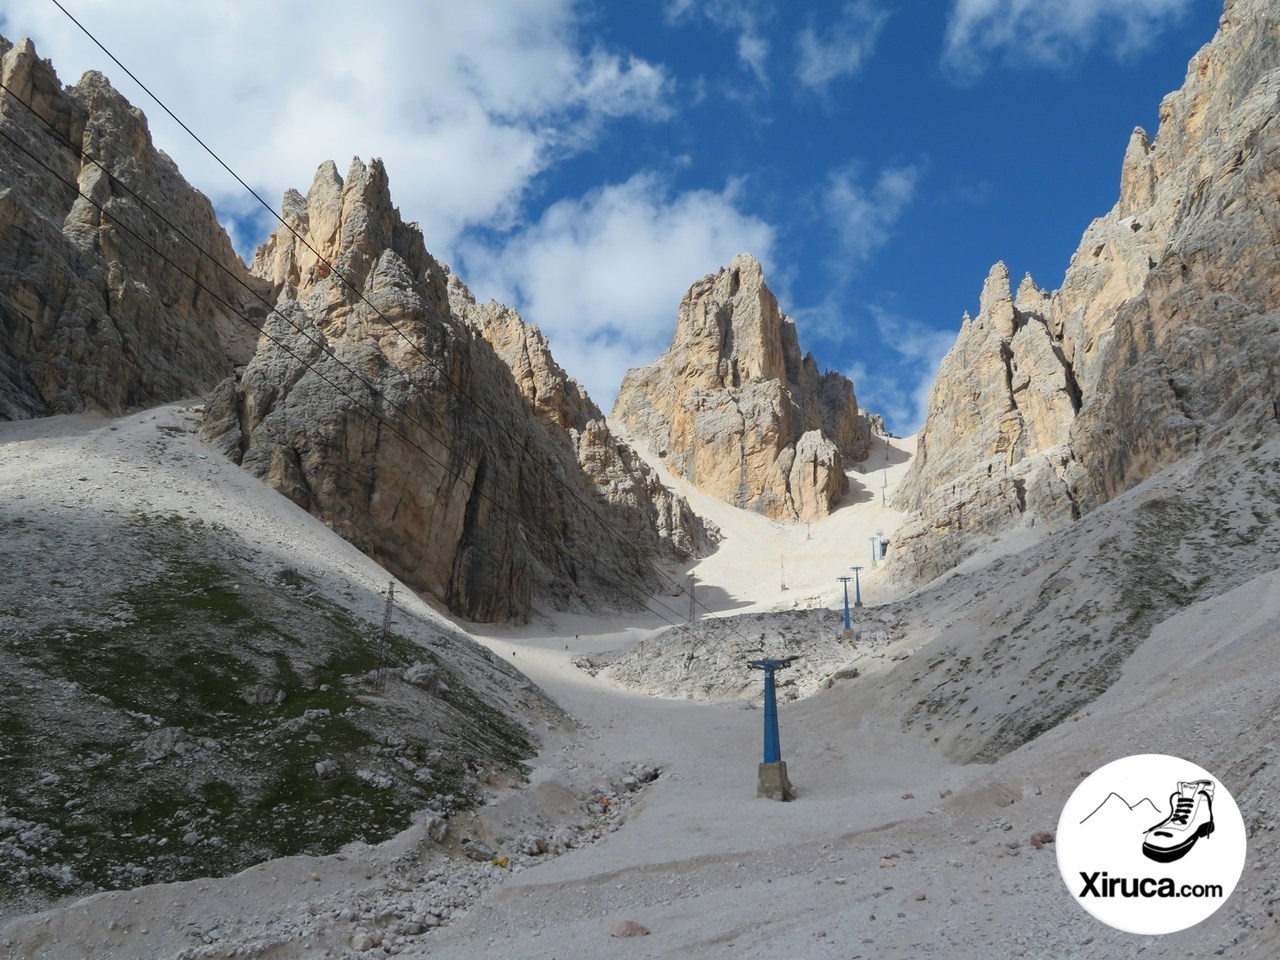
205 158 714 622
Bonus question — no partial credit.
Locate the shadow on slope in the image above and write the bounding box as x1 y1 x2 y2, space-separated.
876 436 1280 763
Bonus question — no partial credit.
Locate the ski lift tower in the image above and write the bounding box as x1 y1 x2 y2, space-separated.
838 575 854 638
748 655 799 801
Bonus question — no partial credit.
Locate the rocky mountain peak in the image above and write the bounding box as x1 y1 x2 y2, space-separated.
252 155 434 310
1119 126 1156 216
206 157 714 622
892 0 1280 584
448 277 595 432
978 261 1016 337
1 39 85 137
613 254 873 522
1014 273 1047 315
0 34 255 421
676 252 796 387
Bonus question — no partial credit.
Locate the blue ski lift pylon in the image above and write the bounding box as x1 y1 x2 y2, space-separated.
748 655 798 801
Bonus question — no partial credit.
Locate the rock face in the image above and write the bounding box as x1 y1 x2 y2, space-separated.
612 254 872 521
893 0 1280 582
204 157 714 622
0 36 258 421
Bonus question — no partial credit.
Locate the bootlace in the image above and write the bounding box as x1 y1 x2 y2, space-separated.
1170 796 1195 825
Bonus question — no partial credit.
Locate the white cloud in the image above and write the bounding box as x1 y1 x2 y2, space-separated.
737 32 771 85
665 0 772 86
0 0 671 256
822 162 920 264
575 50 672 120
795 2 888 90
785 160 925 430
943 0 1192 76
848 307 955 434
458 172 775 412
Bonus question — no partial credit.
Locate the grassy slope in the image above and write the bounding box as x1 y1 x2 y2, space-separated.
0 508 545 907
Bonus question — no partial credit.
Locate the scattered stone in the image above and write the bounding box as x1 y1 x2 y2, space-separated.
461 838 496 862
609 919 650 938
350 931 374 951
314 759 340 780
403 663 440 692
239 684 285 708
355 769 393 790
1029 831 1055 850
138 726 189 762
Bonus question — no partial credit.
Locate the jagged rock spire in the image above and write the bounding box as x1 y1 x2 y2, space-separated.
0 34 253 420
612 253 873 521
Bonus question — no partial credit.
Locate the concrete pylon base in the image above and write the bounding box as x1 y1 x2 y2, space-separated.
757 761 796 801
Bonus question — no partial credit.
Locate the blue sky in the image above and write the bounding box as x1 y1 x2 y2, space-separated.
2 0 1225 432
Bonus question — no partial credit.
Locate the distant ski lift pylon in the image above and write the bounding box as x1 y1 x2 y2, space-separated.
869 529 887 565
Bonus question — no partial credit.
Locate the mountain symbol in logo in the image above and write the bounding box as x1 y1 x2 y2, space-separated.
1080 792 1162 827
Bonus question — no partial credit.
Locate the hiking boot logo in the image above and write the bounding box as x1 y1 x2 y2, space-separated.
1056 754 1246 935
1142 780 1215 863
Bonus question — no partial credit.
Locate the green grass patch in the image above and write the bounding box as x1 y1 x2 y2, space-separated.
0 513 534 903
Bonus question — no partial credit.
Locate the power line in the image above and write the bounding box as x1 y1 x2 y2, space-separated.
0 79 482 480
0 78 500 493
0 123 447 494
0 108 700 632
41 1 754 635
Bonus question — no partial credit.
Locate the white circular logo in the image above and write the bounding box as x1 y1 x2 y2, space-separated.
1056 754 1246 935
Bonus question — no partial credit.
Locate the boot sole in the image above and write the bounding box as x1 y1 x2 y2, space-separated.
1142 820 1214 863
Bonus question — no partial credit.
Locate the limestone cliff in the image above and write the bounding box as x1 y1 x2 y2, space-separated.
204 158 714 622
612 254 873 521
0 36 258 421
893 0 1280 582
